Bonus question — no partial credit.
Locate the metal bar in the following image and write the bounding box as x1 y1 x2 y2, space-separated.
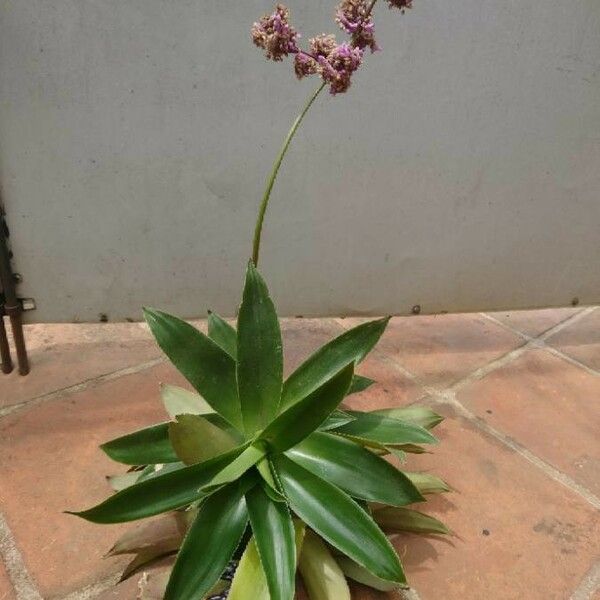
0 307 12 374
9 312 28 375
0 204 29 375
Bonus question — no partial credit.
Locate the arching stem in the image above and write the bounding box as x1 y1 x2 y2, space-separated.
251 82 326 266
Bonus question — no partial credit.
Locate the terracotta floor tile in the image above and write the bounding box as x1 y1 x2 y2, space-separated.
280 318 343 376
370 313 524 388
487 307 581 338
394 406 600 600
0 561 15 600
0 362 187 598
0 322 161 410
546 308 600 372
457 349 600 496
344 353 424 412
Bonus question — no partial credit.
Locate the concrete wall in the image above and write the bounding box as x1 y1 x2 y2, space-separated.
0 0 599 322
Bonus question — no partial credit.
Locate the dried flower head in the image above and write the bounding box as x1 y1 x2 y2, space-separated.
387 0 413 12
309 33 338 58
253 0 417 95
295 34 338 80
294 53 318 79
318 42 364 94
251 4 300 61
335 0 379 52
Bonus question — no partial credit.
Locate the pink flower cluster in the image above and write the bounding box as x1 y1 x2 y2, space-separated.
336 0 379 53
252 0 413 94
294 34 362 95
251 4 299 61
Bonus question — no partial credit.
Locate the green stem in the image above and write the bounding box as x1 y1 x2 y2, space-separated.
252 82 326 266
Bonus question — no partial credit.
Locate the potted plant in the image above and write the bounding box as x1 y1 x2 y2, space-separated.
70 1 450 598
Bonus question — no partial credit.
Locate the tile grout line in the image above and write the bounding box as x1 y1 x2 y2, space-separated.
0 512 43 600
0 317 344 423
449 307 597 393
0 357 165 420
570 559 600 600
397 588 423 600
481 307 600 377
57 574 121 600
375 344 600 510
435 390 600 510
336 313 600 511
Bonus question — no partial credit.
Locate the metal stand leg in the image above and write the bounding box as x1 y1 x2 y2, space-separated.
8 310 28 375
0 308 13 374
0 203 29 375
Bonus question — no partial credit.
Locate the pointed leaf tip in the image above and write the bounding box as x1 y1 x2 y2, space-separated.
281 316 390 411
237 262 283 435
144 308 243 430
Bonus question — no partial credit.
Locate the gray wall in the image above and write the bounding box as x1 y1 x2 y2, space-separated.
0 0 599 322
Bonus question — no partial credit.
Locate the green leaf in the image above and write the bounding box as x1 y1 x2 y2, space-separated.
334 411 437 446
137 558 228 600
227 537 269 600
286 432 423 506
259 364 354 454
229 521 306 600
373 507 450 535
207 312 237 359
160 384 213 419
335 556 399 592
273 454 405 584
201 443 266 491
143 308 242 430
169 415 238 465
101 414 242 467
101 423 179 465
69 446 246 524
281 317 389 411
405 472 451 495
319 410 356 431
164 481 249 600
256 459 286 503
298 530 351 600
237 262 283 435
373 405 443 430
347 375 375 395
246 485 296 600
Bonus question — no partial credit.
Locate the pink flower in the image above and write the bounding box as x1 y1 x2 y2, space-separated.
295 34 337 80
318 42 364 94
294 53 318 79
251 4 300 61
335 0 379 52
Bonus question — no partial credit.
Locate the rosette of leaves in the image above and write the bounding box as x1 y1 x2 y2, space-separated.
70 262 450 600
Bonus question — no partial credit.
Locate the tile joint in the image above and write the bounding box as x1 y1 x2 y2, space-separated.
0 511 43 600
569 559 600 600
338 310 600 511
0 358 165 420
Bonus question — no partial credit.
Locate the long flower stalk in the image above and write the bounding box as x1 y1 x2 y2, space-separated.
251 0 383 266
251 82 325 266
